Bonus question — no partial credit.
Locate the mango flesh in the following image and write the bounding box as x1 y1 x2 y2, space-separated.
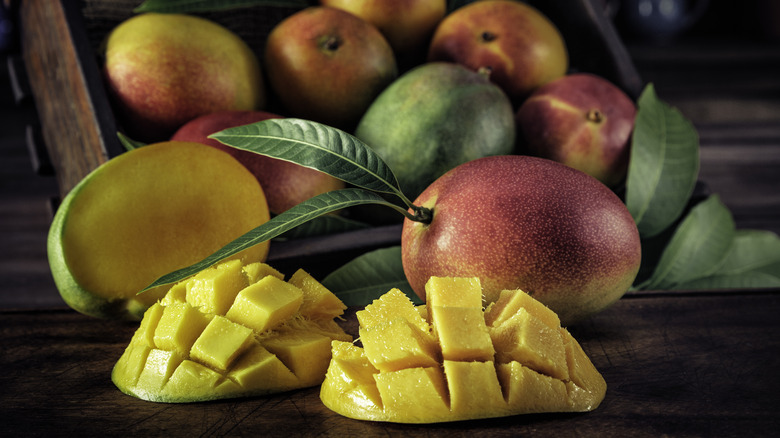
355 62 515 201
320 276 606 423
47 141 270 320
401 155 641 326
112 260 351 403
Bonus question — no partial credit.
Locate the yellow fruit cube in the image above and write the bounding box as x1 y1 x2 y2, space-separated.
112 339 152 388
425 276 483 308
484 288 560 329
429 306 494 362
242 262 284 284
190 315 255 372
185 259 248 315
160 282 187 306
490 307 569 380
356 288 430 333
225 275 303 333
443 360 506 417
561 328 607 411
163 360 223 398
360 317 439 372
496 361 568 413
228 344 299 390
320 341 383 418
153 302 210 354
137 302 164 347
288 269 347 319
135 348 184 393
373 367 450 422
262 330 334 386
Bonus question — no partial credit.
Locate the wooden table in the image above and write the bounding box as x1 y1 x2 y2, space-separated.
2 289 778 437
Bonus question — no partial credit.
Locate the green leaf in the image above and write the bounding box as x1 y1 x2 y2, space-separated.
671 271 780 290
134 0 309 13
641 194 735 290
211 118 414 206
321 246 421 306
141 188 402 292
277 214 370 240
626 84 700 238
117 132 146 151
715 229 780 276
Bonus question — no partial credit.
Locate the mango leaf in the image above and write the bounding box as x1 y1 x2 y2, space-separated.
211 118 414 206
134 0 309 13
626 84 700 238
640 194 735 290
117 132 146 152
322 246 421 306
671 271 780 290
713 229 780 276
141 188 404 292
277 215 370 240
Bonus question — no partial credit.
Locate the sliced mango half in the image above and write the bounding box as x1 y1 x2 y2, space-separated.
112 260 351 403
320 277 606 423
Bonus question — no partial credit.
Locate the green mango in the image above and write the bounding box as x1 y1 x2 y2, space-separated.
355 62 516 201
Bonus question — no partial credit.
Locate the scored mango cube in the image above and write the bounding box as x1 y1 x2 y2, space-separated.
225 275 303 333
153 301 210 354
319 277 607 423
186 259 248 315
360 317 440 372
190 315 255 372
288 269 347 319
112 260 351 403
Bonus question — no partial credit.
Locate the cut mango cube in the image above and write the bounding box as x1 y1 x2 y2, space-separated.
289 269 348 319
320 277 606 423
112 260 351 403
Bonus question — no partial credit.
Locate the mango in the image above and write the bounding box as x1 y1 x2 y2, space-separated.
112 261 350 403
320 276 606 423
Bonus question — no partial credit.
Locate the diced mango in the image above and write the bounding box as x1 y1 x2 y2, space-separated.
288 269 347 319
443 360 506 417
484 288 561 329
319 276 606 423
153 302 210 354
262 330 333 386
112 259 351 403
496 361 569 413
425 276 483 308
357 288 430 334
225 275 303 333
190 315 255 372
373 367 451 422
360 317 439 372
490 307 569 381
186 259 247 315
242 262 284 284
430 306 494 362
228 343 299 390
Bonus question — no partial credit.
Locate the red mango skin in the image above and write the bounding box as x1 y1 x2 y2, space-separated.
427 0 568 103
171 110 345 214
401 155 641 326
516 73 637 188
264 7 398 130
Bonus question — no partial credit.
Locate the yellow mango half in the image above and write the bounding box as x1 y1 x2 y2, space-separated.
112 260 351 403
320 277 606 423
47 141 270 320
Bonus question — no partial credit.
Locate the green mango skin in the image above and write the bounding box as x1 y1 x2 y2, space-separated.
355 62 516 201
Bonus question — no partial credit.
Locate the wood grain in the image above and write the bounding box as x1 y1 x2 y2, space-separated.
2 291 778 437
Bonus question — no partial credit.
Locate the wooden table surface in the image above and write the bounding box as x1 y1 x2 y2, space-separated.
3 3 780 437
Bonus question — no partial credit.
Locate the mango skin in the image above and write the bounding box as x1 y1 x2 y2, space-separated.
171 110 345 214
355 62 515 201
428 0 568 103
103 13 264 142
47 142 270 320
401 155 641 326
516 73 637 188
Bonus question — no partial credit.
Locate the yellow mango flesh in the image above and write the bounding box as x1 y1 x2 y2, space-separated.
48 141 270 320
320 276 606 423
112 260 350 403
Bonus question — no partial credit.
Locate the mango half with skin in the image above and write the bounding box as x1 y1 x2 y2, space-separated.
112 260 351 403
320 277 606 423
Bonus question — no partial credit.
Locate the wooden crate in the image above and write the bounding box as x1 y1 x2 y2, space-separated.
15 0 642 277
